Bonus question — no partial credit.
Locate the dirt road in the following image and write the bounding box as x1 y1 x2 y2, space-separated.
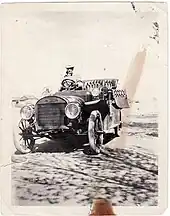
11 113 158 206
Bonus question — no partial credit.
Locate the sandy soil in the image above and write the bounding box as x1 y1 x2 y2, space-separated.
11 107 158 207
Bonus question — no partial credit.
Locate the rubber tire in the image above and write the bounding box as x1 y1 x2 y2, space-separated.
88 110 104 154
13 119 35 154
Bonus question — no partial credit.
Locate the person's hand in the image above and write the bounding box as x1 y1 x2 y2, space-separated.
89 198 116 215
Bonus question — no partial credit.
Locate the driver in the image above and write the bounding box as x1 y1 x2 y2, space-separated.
64 65 74 77
60 65 83 91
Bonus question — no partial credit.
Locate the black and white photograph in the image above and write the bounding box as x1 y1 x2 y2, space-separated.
0 1 168 214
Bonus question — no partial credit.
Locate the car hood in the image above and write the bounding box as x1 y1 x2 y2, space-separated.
53 93 85 105
54 90 93 103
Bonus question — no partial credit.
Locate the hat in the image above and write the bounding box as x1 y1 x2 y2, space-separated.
66 64 74 69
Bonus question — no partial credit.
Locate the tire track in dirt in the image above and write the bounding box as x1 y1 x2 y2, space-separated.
11 112 158 206
12 143 158 206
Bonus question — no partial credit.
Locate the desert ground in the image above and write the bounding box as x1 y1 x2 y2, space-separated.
11 100 158 206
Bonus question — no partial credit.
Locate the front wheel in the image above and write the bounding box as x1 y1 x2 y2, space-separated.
88 110 104 154
13 119 35 154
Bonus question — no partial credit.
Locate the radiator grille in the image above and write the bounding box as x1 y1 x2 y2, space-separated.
37 103 65 128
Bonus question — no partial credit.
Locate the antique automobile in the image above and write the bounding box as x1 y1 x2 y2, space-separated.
14 76 129 154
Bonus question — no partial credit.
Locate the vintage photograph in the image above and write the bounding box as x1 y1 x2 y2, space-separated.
1 1 167 208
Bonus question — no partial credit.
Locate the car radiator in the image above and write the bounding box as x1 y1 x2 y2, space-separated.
36 103 65 129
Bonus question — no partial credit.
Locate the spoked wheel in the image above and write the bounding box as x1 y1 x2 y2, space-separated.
13 119 35 154
88 110 104 154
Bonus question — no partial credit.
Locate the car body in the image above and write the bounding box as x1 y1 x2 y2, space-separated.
14 76 129 154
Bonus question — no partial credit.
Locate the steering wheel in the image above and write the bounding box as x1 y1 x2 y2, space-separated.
61 78 76 90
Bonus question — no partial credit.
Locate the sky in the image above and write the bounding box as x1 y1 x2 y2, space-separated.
2 2 167 100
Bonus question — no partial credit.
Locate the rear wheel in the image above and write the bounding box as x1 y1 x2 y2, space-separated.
13 119 35 154
114 110 122 137
88 110 104 154
114 126 119 136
